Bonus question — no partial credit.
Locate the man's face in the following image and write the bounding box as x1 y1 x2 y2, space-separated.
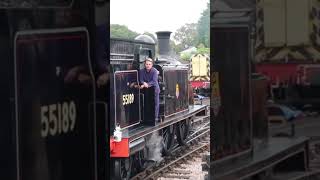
145 61 153 71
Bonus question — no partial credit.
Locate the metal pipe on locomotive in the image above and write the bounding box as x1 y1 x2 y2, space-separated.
109 31 208 179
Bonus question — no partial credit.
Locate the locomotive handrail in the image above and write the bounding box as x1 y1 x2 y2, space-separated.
161 64 189 67
140 93 144 122
110 58 134 61
110 53 134 62
140 47 151 50
161 64 189 68
110 53 134 57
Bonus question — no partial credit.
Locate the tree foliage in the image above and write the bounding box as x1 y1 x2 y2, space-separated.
173 23 198 49
181 52 193 61
196 44 210 55
171 41 184 54
110 24 138 40
197 3 210 48
173 2 210 54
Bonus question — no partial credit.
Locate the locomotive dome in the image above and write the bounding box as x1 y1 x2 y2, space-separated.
134 34 155 44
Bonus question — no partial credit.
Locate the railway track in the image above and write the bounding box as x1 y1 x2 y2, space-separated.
130 120 210 180
156 143 209 180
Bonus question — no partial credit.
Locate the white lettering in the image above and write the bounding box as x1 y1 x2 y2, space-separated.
62 102 69 133
122 93 135 106
40 101 77 138
41 106 49 137
69 101 76 131
49 104 57 136
58 103 62 134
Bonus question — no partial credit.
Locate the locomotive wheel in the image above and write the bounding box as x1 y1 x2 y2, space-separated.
161 124 175 155
134 151 145 172
114 158 131 180
176 118 191 145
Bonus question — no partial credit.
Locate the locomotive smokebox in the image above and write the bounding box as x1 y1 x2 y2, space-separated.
156 31 172 55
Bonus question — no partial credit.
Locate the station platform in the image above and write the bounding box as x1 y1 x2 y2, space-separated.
211 137 309 180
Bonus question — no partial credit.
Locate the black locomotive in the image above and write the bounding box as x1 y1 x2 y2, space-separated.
109 31 208 179
0 1 207 179
0 1 109 180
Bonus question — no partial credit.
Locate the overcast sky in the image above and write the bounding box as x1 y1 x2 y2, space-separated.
110 0 209 35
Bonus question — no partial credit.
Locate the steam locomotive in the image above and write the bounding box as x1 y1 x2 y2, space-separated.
0 1 207 179
109 32 208 179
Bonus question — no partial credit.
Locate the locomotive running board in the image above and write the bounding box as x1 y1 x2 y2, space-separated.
129 104 207 142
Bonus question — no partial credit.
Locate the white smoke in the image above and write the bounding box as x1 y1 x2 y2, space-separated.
146 132 163 162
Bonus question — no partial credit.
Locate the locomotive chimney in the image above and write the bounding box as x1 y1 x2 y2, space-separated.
156 31 172 55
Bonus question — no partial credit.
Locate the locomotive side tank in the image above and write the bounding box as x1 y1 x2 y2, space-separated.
154 31 189 119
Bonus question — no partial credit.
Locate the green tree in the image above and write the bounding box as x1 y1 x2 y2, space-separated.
171 40 184 54
181 52 193 61
197 3 210 47
110 24 138 40
173 23 198 49
196 43 210 54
